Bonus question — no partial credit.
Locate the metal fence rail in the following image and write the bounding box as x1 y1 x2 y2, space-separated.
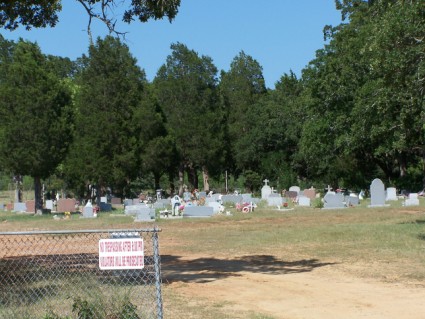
0 228 163 319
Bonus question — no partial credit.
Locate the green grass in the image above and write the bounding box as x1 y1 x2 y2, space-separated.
156 205 425 282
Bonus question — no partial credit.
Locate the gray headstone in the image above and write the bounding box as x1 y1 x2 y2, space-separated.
250 197 261 204
82 206 95 218
183 206 214 217
298 196 311 207
346 195 360 206
100 196 107 203
153 202 165 209
267 194 283 207
0 203 4 211
241 193 253 202
13 202 26 212
134 208 155 222
183 191 192 201
198 191 207 199
204 197 217 204
370 178 386 207
323 192 346 209
123 199 133 207
221 195 243 204
125 205 150 215
157 198 171 206
207 202 223 213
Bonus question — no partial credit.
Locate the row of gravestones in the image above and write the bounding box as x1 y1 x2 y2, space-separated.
259 178 421 209
261 179 318 207
370 178 419 207
0 198 78 213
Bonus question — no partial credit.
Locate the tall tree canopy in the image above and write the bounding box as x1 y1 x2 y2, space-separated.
64 36 145 199
219 51 267 175
0 39 73 209
296 0 425 189
154 42 223 194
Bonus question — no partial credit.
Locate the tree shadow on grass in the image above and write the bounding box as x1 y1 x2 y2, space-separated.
161 255 337 284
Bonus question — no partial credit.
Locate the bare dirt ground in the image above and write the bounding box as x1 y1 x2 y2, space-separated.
160 252 425 319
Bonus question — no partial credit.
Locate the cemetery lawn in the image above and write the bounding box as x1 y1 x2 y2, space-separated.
1 204 425 318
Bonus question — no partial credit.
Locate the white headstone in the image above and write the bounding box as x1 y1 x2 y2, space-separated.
386 187 398 201
289 186 301 194
45 200 53 210
261 179 272 199
404 193 419 206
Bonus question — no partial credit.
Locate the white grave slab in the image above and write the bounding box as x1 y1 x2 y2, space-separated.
386 187 398 201
45 200 53 210
404 193 419 206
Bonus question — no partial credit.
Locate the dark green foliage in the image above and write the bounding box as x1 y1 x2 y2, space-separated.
0 39 72 208
0 0 61 30
242 170 262 193
64 36 145 198
219 51 267 174
154 42 224 192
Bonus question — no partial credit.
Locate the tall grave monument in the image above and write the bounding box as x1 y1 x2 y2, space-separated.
261 179 272 200
369 178 387 207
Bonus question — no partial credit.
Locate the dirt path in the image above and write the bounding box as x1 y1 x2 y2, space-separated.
161 254 425 319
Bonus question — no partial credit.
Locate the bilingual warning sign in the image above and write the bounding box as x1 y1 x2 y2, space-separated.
99 238 144 270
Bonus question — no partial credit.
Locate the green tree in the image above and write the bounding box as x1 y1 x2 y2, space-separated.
219 51 267 175
0 40 73 210
154 42 223 194
64 36 145 200
134 83 177 191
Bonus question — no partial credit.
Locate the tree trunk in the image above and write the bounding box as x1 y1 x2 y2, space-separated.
154 172 161 190
168 171 175 196
34 176 43 212
187 165 198 190
178 165 184 197
202 166 210 192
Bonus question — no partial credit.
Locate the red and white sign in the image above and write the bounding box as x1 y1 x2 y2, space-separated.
98 238 144 270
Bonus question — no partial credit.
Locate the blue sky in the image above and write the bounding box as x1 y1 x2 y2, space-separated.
2 0 342 88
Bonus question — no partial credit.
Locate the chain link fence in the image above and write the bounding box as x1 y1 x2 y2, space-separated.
0 228 163 319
